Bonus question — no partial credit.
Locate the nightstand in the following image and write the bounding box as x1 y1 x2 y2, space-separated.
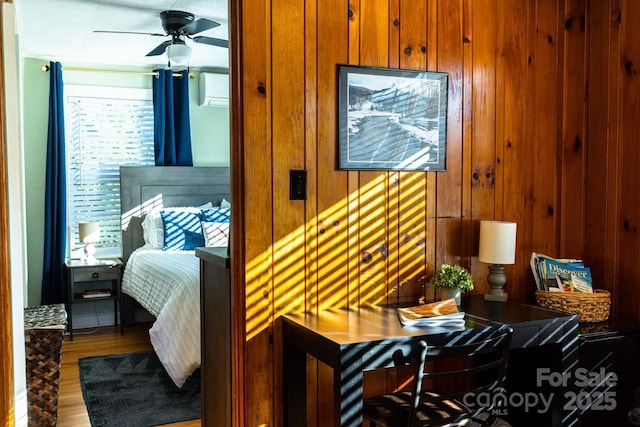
65 258 123 340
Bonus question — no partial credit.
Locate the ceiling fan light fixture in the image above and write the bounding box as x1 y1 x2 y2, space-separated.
166 43 192 65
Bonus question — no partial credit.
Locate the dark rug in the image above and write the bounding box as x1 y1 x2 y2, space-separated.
78 351 200 427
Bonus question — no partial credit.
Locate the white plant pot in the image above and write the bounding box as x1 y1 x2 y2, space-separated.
440 287 461 306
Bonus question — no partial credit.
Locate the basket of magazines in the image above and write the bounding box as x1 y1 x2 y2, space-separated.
535 289 611 323
531 252 611 323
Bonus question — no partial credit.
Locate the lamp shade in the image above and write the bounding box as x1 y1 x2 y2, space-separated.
166 43 192 65
78 222 100 243
478 220 517 265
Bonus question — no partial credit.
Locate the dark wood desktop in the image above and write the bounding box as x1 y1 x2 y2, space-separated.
281 295 580 427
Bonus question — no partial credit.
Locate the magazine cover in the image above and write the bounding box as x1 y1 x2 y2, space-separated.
569 269 594 293
543 259 591 292
530 252 582 291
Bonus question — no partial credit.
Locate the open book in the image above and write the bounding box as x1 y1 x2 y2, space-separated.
397 299 466 327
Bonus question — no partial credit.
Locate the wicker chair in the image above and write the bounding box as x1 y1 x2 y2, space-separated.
363 325 513 427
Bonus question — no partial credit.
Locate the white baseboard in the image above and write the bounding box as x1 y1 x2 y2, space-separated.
14 389 28 427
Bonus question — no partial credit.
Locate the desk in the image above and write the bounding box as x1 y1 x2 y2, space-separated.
281 295 579 427
576 319 640 426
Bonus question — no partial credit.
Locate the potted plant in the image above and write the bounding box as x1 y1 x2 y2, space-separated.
429 264 474 305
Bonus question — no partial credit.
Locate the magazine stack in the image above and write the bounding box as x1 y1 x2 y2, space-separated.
531 252 610 322
530 252 593 293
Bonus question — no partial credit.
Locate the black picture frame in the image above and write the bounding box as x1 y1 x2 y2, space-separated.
338 65 448 171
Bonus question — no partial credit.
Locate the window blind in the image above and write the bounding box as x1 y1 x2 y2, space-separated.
66 93 155 253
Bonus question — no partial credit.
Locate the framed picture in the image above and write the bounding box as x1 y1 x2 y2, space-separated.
338 65 448 171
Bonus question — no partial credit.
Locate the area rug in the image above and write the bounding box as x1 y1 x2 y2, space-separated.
78 351 200 427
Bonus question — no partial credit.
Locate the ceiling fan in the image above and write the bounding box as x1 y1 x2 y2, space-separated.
94 10 228 65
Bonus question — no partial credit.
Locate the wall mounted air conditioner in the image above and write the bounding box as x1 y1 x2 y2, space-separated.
199 72 229 107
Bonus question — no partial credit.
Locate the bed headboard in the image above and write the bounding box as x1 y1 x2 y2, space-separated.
120 166 231 263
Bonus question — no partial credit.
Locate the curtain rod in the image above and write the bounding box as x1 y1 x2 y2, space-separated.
41 64 195 79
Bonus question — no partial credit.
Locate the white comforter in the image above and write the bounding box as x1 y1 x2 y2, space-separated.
121 247 200 388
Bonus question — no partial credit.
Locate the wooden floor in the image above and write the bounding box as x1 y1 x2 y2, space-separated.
56 323 201 427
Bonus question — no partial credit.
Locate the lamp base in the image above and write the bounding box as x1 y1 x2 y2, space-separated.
83 242 97 264
484 264 508 302
484 291 508 302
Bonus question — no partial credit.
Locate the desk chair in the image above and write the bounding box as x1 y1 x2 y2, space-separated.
363 326 513 427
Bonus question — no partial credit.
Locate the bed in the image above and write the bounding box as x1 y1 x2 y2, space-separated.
119 166 230 388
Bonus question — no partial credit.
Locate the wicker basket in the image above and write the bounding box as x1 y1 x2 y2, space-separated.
535 289 611 323
24 304 67 427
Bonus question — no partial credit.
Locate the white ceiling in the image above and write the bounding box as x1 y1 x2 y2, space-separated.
14 0 229 69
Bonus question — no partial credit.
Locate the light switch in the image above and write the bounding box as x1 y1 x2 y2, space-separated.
290 169 307 200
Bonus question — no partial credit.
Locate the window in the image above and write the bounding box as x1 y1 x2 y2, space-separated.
65 86 154 257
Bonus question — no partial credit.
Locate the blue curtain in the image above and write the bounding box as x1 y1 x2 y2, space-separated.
41 61 67 305
152 69 193 165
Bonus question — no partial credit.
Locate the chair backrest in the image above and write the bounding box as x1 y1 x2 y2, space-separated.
406 325 513 427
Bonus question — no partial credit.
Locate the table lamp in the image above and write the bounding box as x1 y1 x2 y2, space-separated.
78 222 100 263
478 220 517 302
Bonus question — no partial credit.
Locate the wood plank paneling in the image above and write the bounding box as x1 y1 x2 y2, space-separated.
584 0 614 294
461 0 475 290
433 0 465 292
531 0 562 257
616 0 640 322
523 0 538 299
271 0 306 322
314 1 350 425
241 0 273 426
347 0 362 309
583 0 634 320
242 0 272 337
305 0 319 314
356 0 391 307
424 0 438 303
603 0 622 312
301 3 319 425
385 0 400 308
470 0 498 294
560 0 587 258
395 0 427 306
498 0 530 303
316 0 349 311
229 0 640 423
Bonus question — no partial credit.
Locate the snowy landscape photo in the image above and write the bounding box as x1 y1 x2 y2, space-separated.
338 65 448 171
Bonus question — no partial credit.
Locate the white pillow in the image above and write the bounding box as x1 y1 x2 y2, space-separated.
141 209 164 248
220 198 231 209
202 221 229 247
141 202 214 248
197 202 215 210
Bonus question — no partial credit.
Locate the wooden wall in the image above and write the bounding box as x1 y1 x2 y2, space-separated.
230 0 640 425
584 0 640 325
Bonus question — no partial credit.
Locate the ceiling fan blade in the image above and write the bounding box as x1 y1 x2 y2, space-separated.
181 18 220 36
93 30 166 37
193 36 229 49
146 40 172 57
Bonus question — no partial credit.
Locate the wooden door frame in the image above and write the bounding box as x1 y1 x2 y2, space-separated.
228 0 246 425
0 0 16 424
